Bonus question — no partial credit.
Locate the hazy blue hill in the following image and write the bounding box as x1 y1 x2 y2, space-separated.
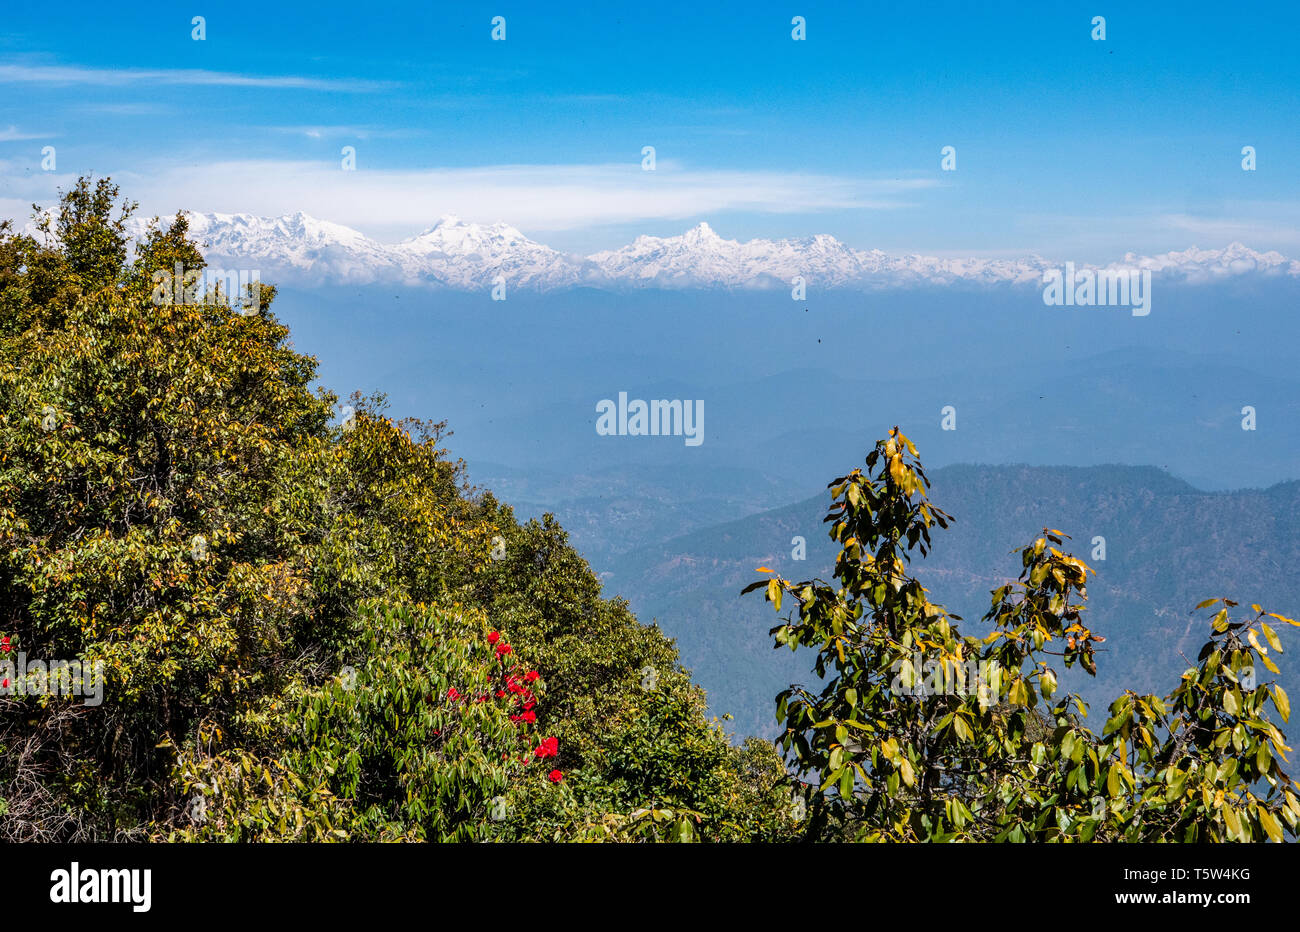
602 463 1300 740
469 460 797 565
271 280 1300 466
266 280 1300 739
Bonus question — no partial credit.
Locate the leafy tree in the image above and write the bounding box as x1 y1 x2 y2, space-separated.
0 178 783 842
164 602 552 841
750 428 1299 842
469 509 792 841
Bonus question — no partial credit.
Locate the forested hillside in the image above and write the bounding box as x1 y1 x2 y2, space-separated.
0 179 790 842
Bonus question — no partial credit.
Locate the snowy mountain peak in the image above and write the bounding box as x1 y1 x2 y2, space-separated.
137 211 1299 292
1111 241 1299 281
401 216 535 253
415 214 481 235
178 210 373 248
682 221 720 244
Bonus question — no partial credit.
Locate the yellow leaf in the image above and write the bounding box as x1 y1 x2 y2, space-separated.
1274 685 1291 723
766 579 783 612
1223 690 1240 716
1223 803 1242 839
899 758 915 787
1259 807 1283 843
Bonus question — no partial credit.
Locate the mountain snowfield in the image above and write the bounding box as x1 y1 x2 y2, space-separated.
51 210 1300 292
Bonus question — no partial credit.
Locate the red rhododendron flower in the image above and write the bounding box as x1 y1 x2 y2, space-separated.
495 643 512 657
487 631 500 644
521 710 536 724
1 635 9 653
535 736 558 759
447 687 460 700
548 770 563 784
525 670 539 682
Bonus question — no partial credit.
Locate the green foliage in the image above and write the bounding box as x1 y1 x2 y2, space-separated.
164 602 549 842
468 509 792 841
751 427 1300 842
0 178 783 842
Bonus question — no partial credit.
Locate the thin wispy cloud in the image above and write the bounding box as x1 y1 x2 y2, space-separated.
23 159 936 237
0 125 46 141
269 125 428 140
1159 213 1300 247
75 102 174 116
0 62 393 92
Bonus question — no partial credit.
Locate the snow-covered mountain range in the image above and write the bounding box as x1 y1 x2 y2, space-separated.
50 210 1300 292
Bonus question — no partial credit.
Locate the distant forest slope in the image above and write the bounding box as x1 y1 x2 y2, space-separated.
604 464 1300 739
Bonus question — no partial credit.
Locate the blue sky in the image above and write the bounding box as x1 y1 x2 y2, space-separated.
1 0 1297 259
